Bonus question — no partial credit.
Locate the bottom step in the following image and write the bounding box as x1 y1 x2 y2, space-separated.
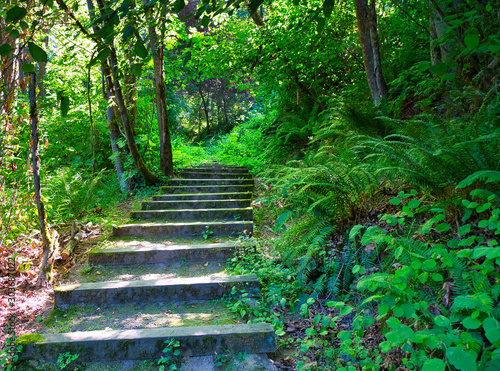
19 323 276 361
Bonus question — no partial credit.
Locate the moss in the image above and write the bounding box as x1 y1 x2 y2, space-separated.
16 333 44 345
87 248 103 255
43 308 63 325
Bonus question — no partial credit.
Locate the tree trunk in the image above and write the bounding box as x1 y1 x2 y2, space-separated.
108 48 159 184
198 84 210 134
31 72 55 288
144 0 174 177
88 0 158 184
353 0 387 106
104 74 128 191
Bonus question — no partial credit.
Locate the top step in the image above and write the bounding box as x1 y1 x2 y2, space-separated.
179 171 252 179
181 167 249 173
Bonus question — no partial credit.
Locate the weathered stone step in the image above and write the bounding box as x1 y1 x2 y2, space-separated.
131 207 253 221
181 167 249 174
152 192 252 201
113 220 253 238
54 274 259 306
169 178 254 186
142 199 251 210
19 323 276 361
88 242 238 265
179 171 252 179
161 184 253 194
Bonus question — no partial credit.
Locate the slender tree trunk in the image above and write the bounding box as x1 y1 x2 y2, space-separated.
144 0 174 176
353 0 387 106
198 84 210 134
108 48 159 184
102 67 128 191
30 73 54 288
88 0 158 184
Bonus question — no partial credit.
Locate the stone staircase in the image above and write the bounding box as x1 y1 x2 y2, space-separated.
21 163 276 369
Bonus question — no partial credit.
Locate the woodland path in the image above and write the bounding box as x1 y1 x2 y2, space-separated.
20 163 276 370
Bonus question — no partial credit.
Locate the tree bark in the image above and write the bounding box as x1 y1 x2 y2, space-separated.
30 72 55 288
144 0 174 176
88 0 159 184
198 84 210 134
108 47 159 184
353 0 387 106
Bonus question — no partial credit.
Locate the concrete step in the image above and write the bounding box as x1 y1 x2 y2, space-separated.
169 178 254 186
131 207 253 221
179 171 252 179
19 323 276 362
142 199 251 210
113 221 253 238
54 274 259 306
152 192 252 201
88 242 239 265
181 167 249 174
161 185 254 194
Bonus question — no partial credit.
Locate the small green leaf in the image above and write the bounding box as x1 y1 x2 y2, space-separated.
422 358 446 371
0 43 13 57
322 0 334 18
173 0 186 12
134 40 148 59
131 63 142 77
458 224 471 236
446 347 477 371
408 199 420 209
483 318 500 343
431 273 443 282
201 15 210 28
393 307 404 318
349 225 363 240
436 223 450 232
340 305 353 316
28 42 48 62
390 198 401 205
462 316 481 329
6 6 28 22
464 34 480 50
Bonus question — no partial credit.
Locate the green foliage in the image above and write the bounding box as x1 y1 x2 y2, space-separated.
42 168 123 223
56 352 79 370
157 339 181 371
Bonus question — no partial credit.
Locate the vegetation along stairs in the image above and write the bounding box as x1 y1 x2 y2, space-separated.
20 163 276 369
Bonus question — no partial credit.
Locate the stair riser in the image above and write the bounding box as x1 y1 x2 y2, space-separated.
20 324 275 361
152 192 252 201
161 185 253 194
131 208 253 221
168 179 254 186
113 222 253 238
88 246 234 266
181 167 249 173
142 199 251 210
179 172 252 179
55 280 259 306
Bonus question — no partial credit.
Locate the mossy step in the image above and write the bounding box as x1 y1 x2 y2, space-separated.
152 192 252 201
88 242 239 265
161 185 253 194
19 323 275 362
113 221 253 238
180 167 249 173
179 171 253 179
77 260 228 282
54 274 259 306
36 301 237 334
142 199 252 210
130 207 253 221
169 178 254 186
